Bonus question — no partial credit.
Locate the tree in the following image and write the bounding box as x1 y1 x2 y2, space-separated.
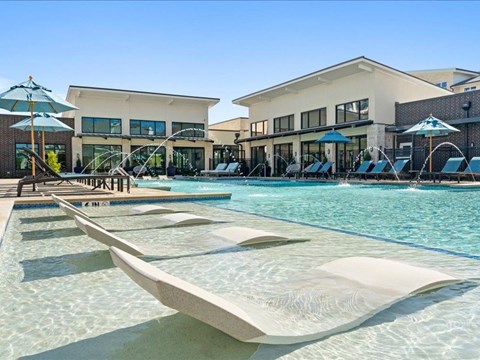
47 151 61 173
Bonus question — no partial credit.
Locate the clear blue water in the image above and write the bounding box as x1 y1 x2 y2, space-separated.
138 179 480 257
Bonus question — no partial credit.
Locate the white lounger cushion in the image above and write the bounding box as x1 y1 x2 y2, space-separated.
59 203 104 228
130 204 176 215
110 247 460 345
74 217 292 256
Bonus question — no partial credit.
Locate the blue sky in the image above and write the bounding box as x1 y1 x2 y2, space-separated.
1 1 479 123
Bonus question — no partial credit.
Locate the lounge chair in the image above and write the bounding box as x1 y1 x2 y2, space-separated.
364 160 388 180
317 161 333 179
303 162 323 179
110 247 460 344
425 157 464 183
378 159 410 180
213 162 240 176
18 148 130 196
283 164 301 178
200 163 228 176
346 160 373 179
456 157 480 182
76 216 292 256
59 201 214 231
52 194 178 216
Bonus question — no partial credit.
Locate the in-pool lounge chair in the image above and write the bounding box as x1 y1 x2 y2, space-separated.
58 199 214 231
303 162 323 179
213 162 239 176
18 148 130 196
75 216 292 256
110 247 460 344
200 163 227 176
364 160 388 180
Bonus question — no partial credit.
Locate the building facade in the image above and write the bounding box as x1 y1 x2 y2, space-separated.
64 86 219 176
233 57 451 175
407 68 480 92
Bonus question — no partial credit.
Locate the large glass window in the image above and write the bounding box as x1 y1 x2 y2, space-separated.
82 117 122 134
173 147 205 175
15 143 39 170
336 99 369 124
335 136 367 173
172 122 205 138
213 145 239 168
251 146 266 176
130 120 166 136
301 108 326 129
274 115 294 133
44 144 66 170
129 146 166 175
301 141 325 169
82 144 122 173
250 120 268 136
273 143 293 175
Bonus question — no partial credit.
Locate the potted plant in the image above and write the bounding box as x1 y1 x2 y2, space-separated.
73 155 84 173
166 160 176 177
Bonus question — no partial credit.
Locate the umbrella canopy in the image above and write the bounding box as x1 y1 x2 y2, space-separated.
10 113 74 161
403 114 460 172
0 76 77 177
315 130 352 144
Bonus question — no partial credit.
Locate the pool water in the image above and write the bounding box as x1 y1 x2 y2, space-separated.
139 179 480 258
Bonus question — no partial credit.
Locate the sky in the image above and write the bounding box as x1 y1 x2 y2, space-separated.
1 1 479 124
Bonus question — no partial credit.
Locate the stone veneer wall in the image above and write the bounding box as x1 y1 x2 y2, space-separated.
0 114 75 178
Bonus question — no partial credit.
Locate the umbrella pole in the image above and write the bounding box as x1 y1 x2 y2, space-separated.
429 134 432 172
42 127 45 162
30 102 36 178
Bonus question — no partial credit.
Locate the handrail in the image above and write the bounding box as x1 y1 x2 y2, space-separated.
247 163 266 177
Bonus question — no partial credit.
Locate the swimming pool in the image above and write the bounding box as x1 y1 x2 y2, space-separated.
139 179 480 258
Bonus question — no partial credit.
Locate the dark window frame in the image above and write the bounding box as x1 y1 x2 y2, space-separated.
171 122 205 138
81 117 122 134
335 99 369 124
129 119 166 136
301 107 327 129
250 120 268 136
273 114 294 133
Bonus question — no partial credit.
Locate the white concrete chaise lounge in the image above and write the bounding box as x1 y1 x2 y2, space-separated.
110 246 460 345
52 194 177 216
74 215 291 256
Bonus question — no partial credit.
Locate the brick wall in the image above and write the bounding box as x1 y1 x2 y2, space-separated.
0 114 75 178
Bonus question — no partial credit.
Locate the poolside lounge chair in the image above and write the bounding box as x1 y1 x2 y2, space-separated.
419 157 465 182
456 157 480 182
76 216 291 256
378 159 410 180
364 160 388 180
213 162 240 176
60 202 214 231
283 163 301 178
317 161 333 179
346 160 373 179
18 148 130 196
303 162 323 179
200 163 228 176
110 247 460 344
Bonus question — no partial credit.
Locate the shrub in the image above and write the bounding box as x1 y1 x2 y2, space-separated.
47 151 61 173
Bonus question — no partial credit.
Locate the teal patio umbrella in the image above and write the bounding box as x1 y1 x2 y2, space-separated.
10 113 74 162
403 114 459 172
0 76 77 177
315 130 353 144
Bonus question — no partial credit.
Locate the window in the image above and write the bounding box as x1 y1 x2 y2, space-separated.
301 108 326 129
301 141 325 168
335 136 367 173
250 120 268 136
273 143 293 175
130 146 166 175
82 144 122 172
82 117 121 134
465 86 477 92
273 115 294 133
436 81 448 88
44 144 66 170
15 143 39 170
251 146 266 175
213 145 239 168
171 122 205 138
336 99 369 124
130 120 166 136
173 147 205 174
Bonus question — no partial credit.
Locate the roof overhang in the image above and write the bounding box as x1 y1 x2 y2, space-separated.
232 56 451 107
67 86 220 109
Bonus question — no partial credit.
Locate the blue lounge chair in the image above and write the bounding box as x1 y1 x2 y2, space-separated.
200 163 227 176
457 157 480 181
365 160 388 180
436 157 464 182
284 163 301 178
317 161 333 179
348 160 373 179
303 162 323 178
382 159 410 179
214 162 240 176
